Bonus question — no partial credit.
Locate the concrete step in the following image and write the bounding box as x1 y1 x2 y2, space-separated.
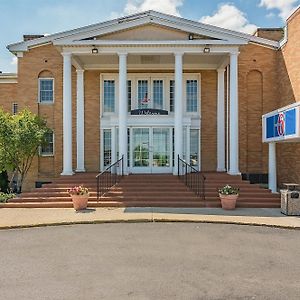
5 173 280 209
3 200 280 209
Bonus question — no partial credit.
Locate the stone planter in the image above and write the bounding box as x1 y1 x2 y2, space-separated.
219 194 238 210
71 194 89 211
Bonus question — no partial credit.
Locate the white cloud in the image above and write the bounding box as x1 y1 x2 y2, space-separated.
259 0 299 20
200 4 257 34
123 0 183 16
11 56 17 65
266 12 276 18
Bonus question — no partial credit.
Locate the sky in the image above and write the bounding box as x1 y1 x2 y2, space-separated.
0 0 299 73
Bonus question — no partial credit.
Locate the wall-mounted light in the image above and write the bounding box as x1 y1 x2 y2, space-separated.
188 33 194 40
203 46 210 54
92 46 98 54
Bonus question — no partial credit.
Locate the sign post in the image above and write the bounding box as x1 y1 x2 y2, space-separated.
262 102 300 193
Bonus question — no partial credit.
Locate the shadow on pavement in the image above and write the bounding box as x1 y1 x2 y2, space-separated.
124 207 287 218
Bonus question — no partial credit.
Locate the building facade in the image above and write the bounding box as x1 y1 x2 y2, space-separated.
0 9 299 191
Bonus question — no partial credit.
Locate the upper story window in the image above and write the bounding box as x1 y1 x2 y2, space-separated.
103 80 115 112
153 80 163 109
12 103 18 115
101 74 200 114
41 131 54 156
39 78 54 103
186 80 198 112
137 80 149 109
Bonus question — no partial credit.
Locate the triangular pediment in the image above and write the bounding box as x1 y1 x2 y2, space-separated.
86 24 220 41
7 10 279 52
54 10 247 44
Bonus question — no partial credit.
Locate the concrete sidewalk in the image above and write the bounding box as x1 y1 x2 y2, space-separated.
0 207 299 229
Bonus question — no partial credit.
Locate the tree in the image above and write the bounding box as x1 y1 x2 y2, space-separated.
0 171 9 193
0 109 50 193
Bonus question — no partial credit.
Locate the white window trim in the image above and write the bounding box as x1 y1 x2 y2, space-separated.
100 74 119 116
184 74 201 115
12 102 18 115
38 78 55 104
100 127 114 171
39 131 55 157
100 73 201 116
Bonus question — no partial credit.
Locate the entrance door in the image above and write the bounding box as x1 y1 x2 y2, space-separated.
131 127 172 173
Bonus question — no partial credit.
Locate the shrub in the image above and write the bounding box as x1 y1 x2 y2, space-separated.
0 192 16 203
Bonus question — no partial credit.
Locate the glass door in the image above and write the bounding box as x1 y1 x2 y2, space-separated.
130 127 172 173
132 128 150 173
152 128 171 172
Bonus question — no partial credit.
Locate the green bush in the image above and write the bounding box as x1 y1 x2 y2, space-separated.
0 192 15 203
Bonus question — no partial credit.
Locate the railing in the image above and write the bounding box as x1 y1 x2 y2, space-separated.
96 155 124 200
177 155 206 200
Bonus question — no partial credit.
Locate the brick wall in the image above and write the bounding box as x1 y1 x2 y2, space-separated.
0 39 284 189
238 43 279 175
0 82 17 112
254 28 284 41
277 10 300 185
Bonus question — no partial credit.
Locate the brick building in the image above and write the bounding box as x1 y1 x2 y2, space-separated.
0 9 299 192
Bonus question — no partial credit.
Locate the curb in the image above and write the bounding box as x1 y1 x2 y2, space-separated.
0 218 299 230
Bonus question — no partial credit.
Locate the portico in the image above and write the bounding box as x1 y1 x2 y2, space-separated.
60 46 240 176
48 10 262 176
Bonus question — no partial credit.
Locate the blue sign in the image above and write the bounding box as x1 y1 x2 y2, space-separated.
266 109 296 138
263 104 300 143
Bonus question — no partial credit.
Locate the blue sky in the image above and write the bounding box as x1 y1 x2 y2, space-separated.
0 0 299 73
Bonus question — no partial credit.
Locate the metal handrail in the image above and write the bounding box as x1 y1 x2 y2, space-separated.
177 155 206 200
96 155 124 200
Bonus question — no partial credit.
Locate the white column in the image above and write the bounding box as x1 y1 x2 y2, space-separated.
228 52 240 175
217 68 226 172
76 69 85 172
226 65 229 171
268 143 277 193
118 53 128 174
174 52 183 175
61 52 73 175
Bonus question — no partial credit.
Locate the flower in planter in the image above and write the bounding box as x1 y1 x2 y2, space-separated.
67 185 89 196
218 184 239 195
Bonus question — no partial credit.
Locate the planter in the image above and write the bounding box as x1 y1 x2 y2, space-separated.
71 194 89 211
219 194 239 210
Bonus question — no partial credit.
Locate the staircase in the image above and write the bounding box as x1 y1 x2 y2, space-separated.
5 172 280 208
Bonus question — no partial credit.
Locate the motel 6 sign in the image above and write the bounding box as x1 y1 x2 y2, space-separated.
262 102 300 143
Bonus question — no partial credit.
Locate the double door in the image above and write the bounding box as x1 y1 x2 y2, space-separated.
130 127 172 173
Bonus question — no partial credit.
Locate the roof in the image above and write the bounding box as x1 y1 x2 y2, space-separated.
0 73 18 84
286 5 300 23
7 10 280 53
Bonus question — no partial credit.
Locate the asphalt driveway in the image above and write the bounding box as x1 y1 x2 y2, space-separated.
0 223 299 300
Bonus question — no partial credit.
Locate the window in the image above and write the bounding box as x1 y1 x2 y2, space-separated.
153 80 163 109
190 129 199 167
170 80 175 112
138 80 149 108
103 80 115 112
186 80 198 112
103 129 112 167
41 131 54 155
127 80 132 112
12 103 18 115
39 79 54 103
